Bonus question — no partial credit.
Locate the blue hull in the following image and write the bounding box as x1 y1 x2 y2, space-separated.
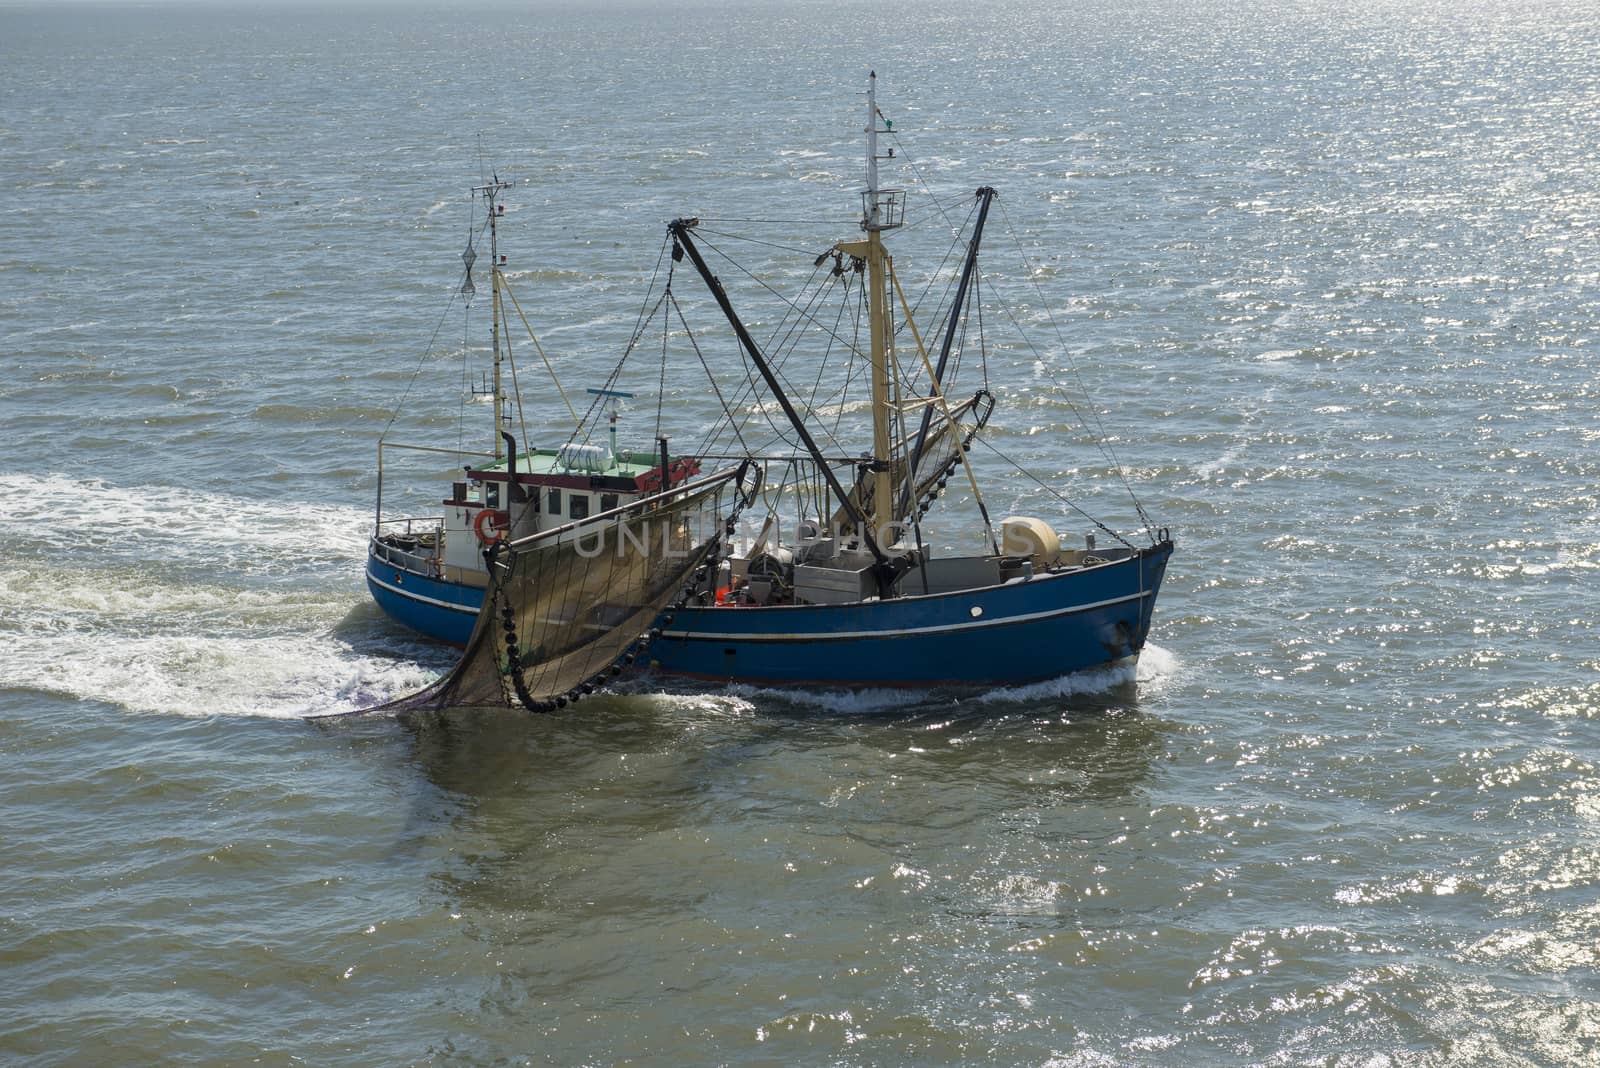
649 544 1172 687
365 555 482 646
368 543 1172 688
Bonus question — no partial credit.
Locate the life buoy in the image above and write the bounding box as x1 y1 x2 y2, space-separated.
473 508 510 545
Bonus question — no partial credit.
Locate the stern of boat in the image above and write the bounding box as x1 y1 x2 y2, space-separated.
366 518 485 645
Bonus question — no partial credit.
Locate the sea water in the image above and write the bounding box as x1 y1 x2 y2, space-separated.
2 1 1597 1064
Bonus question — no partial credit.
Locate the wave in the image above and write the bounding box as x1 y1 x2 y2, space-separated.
0 562 445 718
622 643 1177 717
975 641 1175 704
10 629 441 719
0 472 370 574
0 472 446 717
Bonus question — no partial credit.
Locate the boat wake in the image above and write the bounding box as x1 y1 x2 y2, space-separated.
7 626 443 719
976 641 1177 704
0 472 370 573
617 644 1178 718
0 473 448 718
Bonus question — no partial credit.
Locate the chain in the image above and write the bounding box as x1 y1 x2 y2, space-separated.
504 462 761 714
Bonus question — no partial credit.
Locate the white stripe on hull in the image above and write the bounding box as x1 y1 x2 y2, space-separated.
662 588 1151 644
366 572 480 615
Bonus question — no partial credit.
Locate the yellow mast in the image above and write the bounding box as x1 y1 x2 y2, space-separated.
866 244 892 541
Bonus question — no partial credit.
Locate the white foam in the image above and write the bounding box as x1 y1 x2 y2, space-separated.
632 688 760 718
630 645 1179 716
610 675 932 716
1194 444 1243 478
975 660 1136 703
1136 641 1178 682
0 562 336 626
0 473 370 572
18 631 439 719
720 682 933 716
0 473 446 718
975 642 1177 704
0 557 444 717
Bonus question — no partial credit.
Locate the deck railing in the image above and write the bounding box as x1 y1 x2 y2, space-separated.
370 516 444 576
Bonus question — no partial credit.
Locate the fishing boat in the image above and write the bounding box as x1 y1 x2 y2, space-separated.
360 74 1173 713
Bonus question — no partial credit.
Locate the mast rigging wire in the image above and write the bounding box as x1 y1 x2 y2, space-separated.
970 436 1137 550
992 198 1157 538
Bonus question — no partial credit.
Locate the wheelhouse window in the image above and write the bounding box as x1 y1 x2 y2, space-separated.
485 482 501 509
547 488 562 515
569 494 590 520
600 493 618 512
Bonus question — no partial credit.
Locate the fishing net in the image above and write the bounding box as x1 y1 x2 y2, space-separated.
356 463 756 716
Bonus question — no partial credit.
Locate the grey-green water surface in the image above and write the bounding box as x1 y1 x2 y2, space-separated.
2 1 1597 1064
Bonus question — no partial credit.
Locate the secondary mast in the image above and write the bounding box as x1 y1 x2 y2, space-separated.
477 177 512 460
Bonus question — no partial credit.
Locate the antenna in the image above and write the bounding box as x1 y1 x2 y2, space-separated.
860 71 904 232
587 388 635 461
